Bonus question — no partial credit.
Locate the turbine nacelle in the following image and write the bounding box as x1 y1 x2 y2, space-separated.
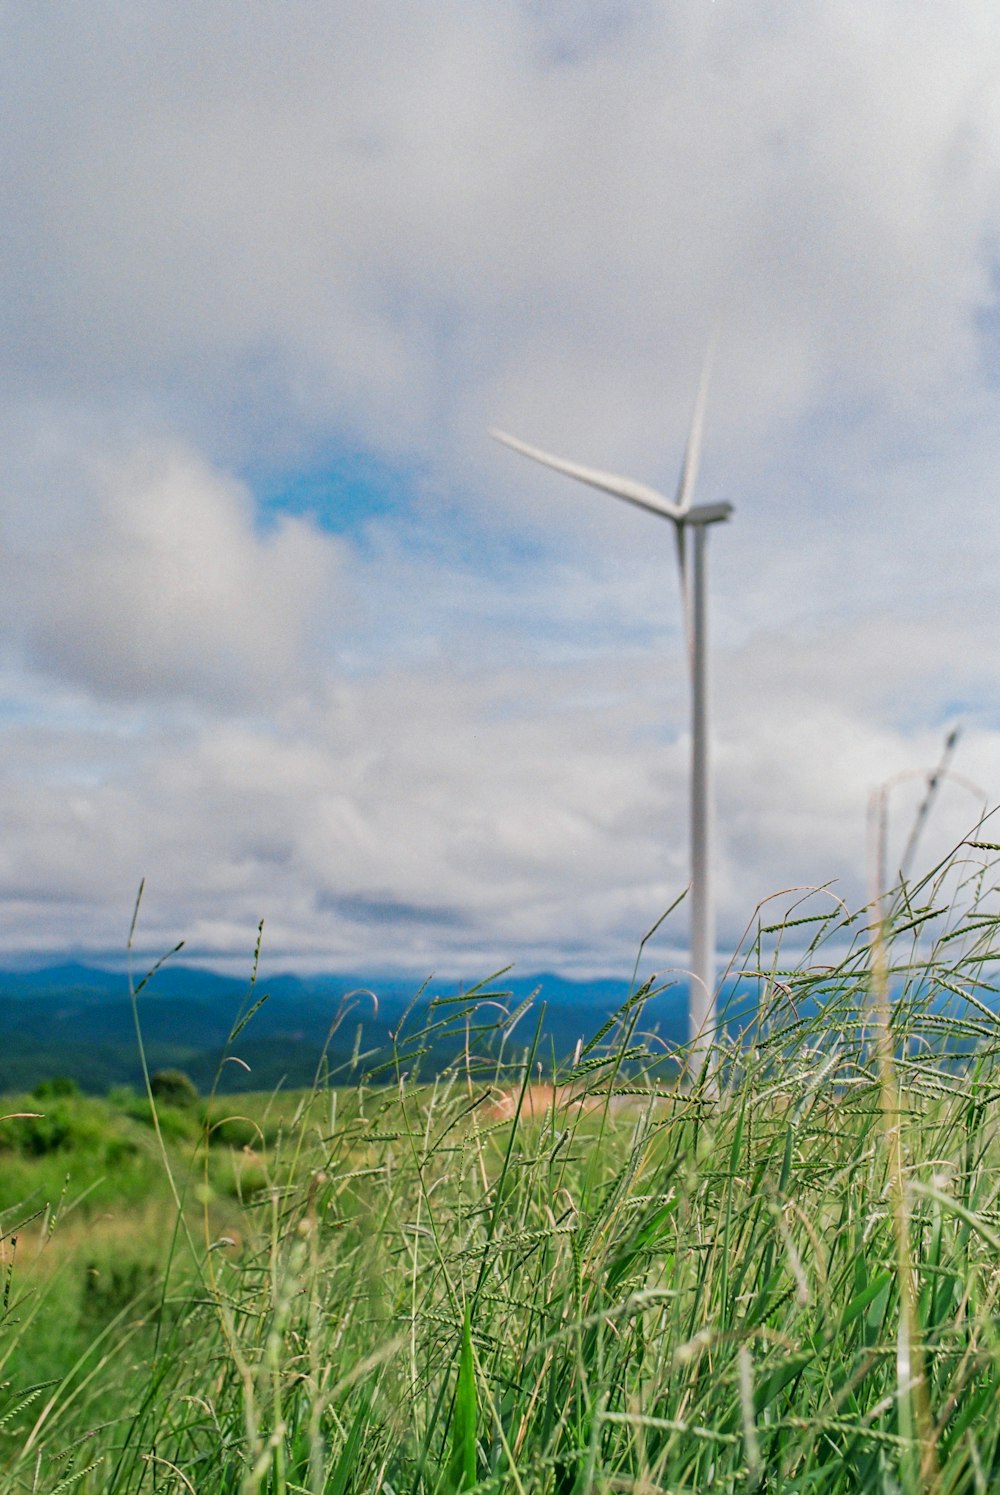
684 501 733 527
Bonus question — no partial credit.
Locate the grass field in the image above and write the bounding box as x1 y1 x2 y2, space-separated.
2 847 1000 1493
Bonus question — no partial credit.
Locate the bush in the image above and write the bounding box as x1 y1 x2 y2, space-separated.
32 1076 79 1100
204 1113 276 1149
79 1259 161 1328
106 1084 138 1108
148 1069 199 1108
19 1105 75 1156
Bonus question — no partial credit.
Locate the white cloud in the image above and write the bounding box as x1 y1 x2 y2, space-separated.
0 433 343 705
0 2 999 973
0 589 993 977
4 2 999 462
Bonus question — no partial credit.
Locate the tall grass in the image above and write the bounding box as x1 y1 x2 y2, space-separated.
3 838 1000 1493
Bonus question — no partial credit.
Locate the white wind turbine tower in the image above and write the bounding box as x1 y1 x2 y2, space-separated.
491 364 732 1076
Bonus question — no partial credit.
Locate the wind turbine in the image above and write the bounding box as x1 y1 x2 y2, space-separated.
490 366 732 1076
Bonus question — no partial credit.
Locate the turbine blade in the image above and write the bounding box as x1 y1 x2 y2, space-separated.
673 343 715 515
490 428 683 522
674 521 695 675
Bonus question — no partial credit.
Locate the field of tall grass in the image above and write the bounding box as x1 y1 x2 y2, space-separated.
3 839 1000 1494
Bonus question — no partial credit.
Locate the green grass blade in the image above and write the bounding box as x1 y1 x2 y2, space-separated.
327 1396 369 1495
447 1304 477 1493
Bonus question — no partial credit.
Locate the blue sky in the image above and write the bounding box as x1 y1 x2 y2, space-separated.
253 451 417 538
1 0 1000 978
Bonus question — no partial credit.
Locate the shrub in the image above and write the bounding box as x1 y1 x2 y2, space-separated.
106 1084 138 1108
19 1105 75 1156
204 1113 276 1149
32 1076 79 1100
79 1259 161 1328
148 1069 199 1108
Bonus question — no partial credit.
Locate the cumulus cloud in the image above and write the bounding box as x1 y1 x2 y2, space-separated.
0 433 343 704
3 2 999 463
0 2 999 972
0 593 992 977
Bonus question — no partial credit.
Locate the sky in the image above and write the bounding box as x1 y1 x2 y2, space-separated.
2 0 1000 980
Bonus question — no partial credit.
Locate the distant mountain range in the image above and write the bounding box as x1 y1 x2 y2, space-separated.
1 962 690 1094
